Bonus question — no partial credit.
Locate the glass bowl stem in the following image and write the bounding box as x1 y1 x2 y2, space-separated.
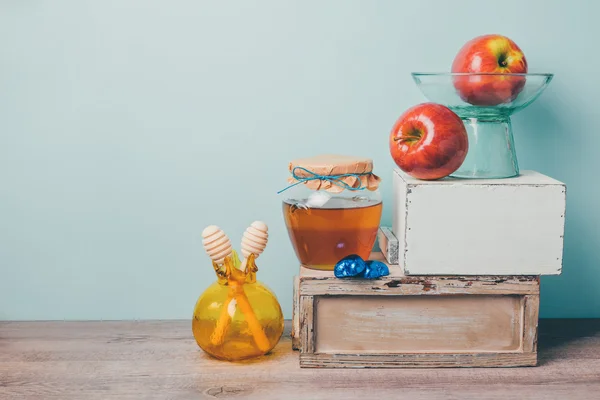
451 117 519 179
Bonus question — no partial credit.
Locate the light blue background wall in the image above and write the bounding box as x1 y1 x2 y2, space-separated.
1 0 597 320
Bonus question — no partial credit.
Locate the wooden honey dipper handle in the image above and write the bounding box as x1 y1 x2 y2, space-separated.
202 225 235 347
202 225 232 265
241 221 269 261
238 221 272 352
231 284 271 352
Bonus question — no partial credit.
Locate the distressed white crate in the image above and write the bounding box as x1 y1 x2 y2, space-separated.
392 168 566 276
292 252 540 368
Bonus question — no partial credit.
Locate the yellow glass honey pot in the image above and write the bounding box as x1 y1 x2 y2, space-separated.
192 222 284 361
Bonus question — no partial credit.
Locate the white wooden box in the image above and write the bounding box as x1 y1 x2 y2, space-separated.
392 168 566 276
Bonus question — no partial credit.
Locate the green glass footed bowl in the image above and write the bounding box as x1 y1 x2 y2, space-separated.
412 72 553 179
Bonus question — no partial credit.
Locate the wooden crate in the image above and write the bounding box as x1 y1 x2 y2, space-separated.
392 168 566 276
292 253 540 368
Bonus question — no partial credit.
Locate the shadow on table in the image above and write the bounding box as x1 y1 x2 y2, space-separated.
537 318 600 365
193 327 292 365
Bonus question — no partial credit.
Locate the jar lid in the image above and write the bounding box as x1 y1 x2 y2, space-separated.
286 154 381 193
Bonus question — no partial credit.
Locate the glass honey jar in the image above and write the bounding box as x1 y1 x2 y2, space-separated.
279 154 383 270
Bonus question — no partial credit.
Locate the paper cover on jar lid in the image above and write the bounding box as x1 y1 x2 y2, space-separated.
289 154 374 175
287 154 381 193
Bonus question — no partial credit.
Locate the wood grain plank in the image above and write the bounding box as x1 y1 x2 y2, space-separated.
1 319 599 400
300 352 537 368
523 294 540 353
314 295 522 354
299 296 314 354
291 275 300 351
300 275 540 296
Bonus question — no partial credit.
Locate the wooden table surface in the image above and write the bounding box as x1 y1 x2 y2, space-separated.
1 319 599 399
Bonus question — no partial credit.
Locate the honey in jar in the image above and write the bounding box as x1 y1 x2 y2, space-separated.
280 154 383 270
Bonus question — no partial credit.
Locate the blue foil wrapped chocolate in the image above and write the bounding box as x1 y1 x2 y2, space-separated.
334 255 389 279
334 254 367 278
363 260 390 279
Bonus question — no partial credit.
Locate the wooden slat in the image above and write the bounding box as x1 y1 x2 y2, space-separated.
313 295 523 354
523 294 541 353
299 295 314 354
1 320 600 399
300 352 537 368
300 275 540 296
291 275 300 351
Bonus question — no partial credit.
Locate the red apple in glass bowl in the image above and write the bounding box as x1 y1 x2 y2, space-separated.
389 103 468 180
452 34 528 106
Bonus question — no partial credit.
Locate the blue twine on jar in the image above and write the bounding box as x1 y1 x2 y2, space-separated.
276 166 370 194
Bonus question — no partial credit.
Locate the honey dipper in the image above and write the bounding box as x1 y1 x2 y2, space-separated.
201 224 271 352
241 221 269 269
232 221 271 352
201 226 236 347
202 225 232 265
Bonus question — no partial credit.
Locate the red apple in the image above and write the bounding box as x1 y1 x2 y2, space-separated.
389 103 468 180
452 34 528 106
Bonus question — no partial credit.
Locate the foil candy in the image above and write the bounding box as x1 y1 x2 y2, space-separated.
334 255 389 279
